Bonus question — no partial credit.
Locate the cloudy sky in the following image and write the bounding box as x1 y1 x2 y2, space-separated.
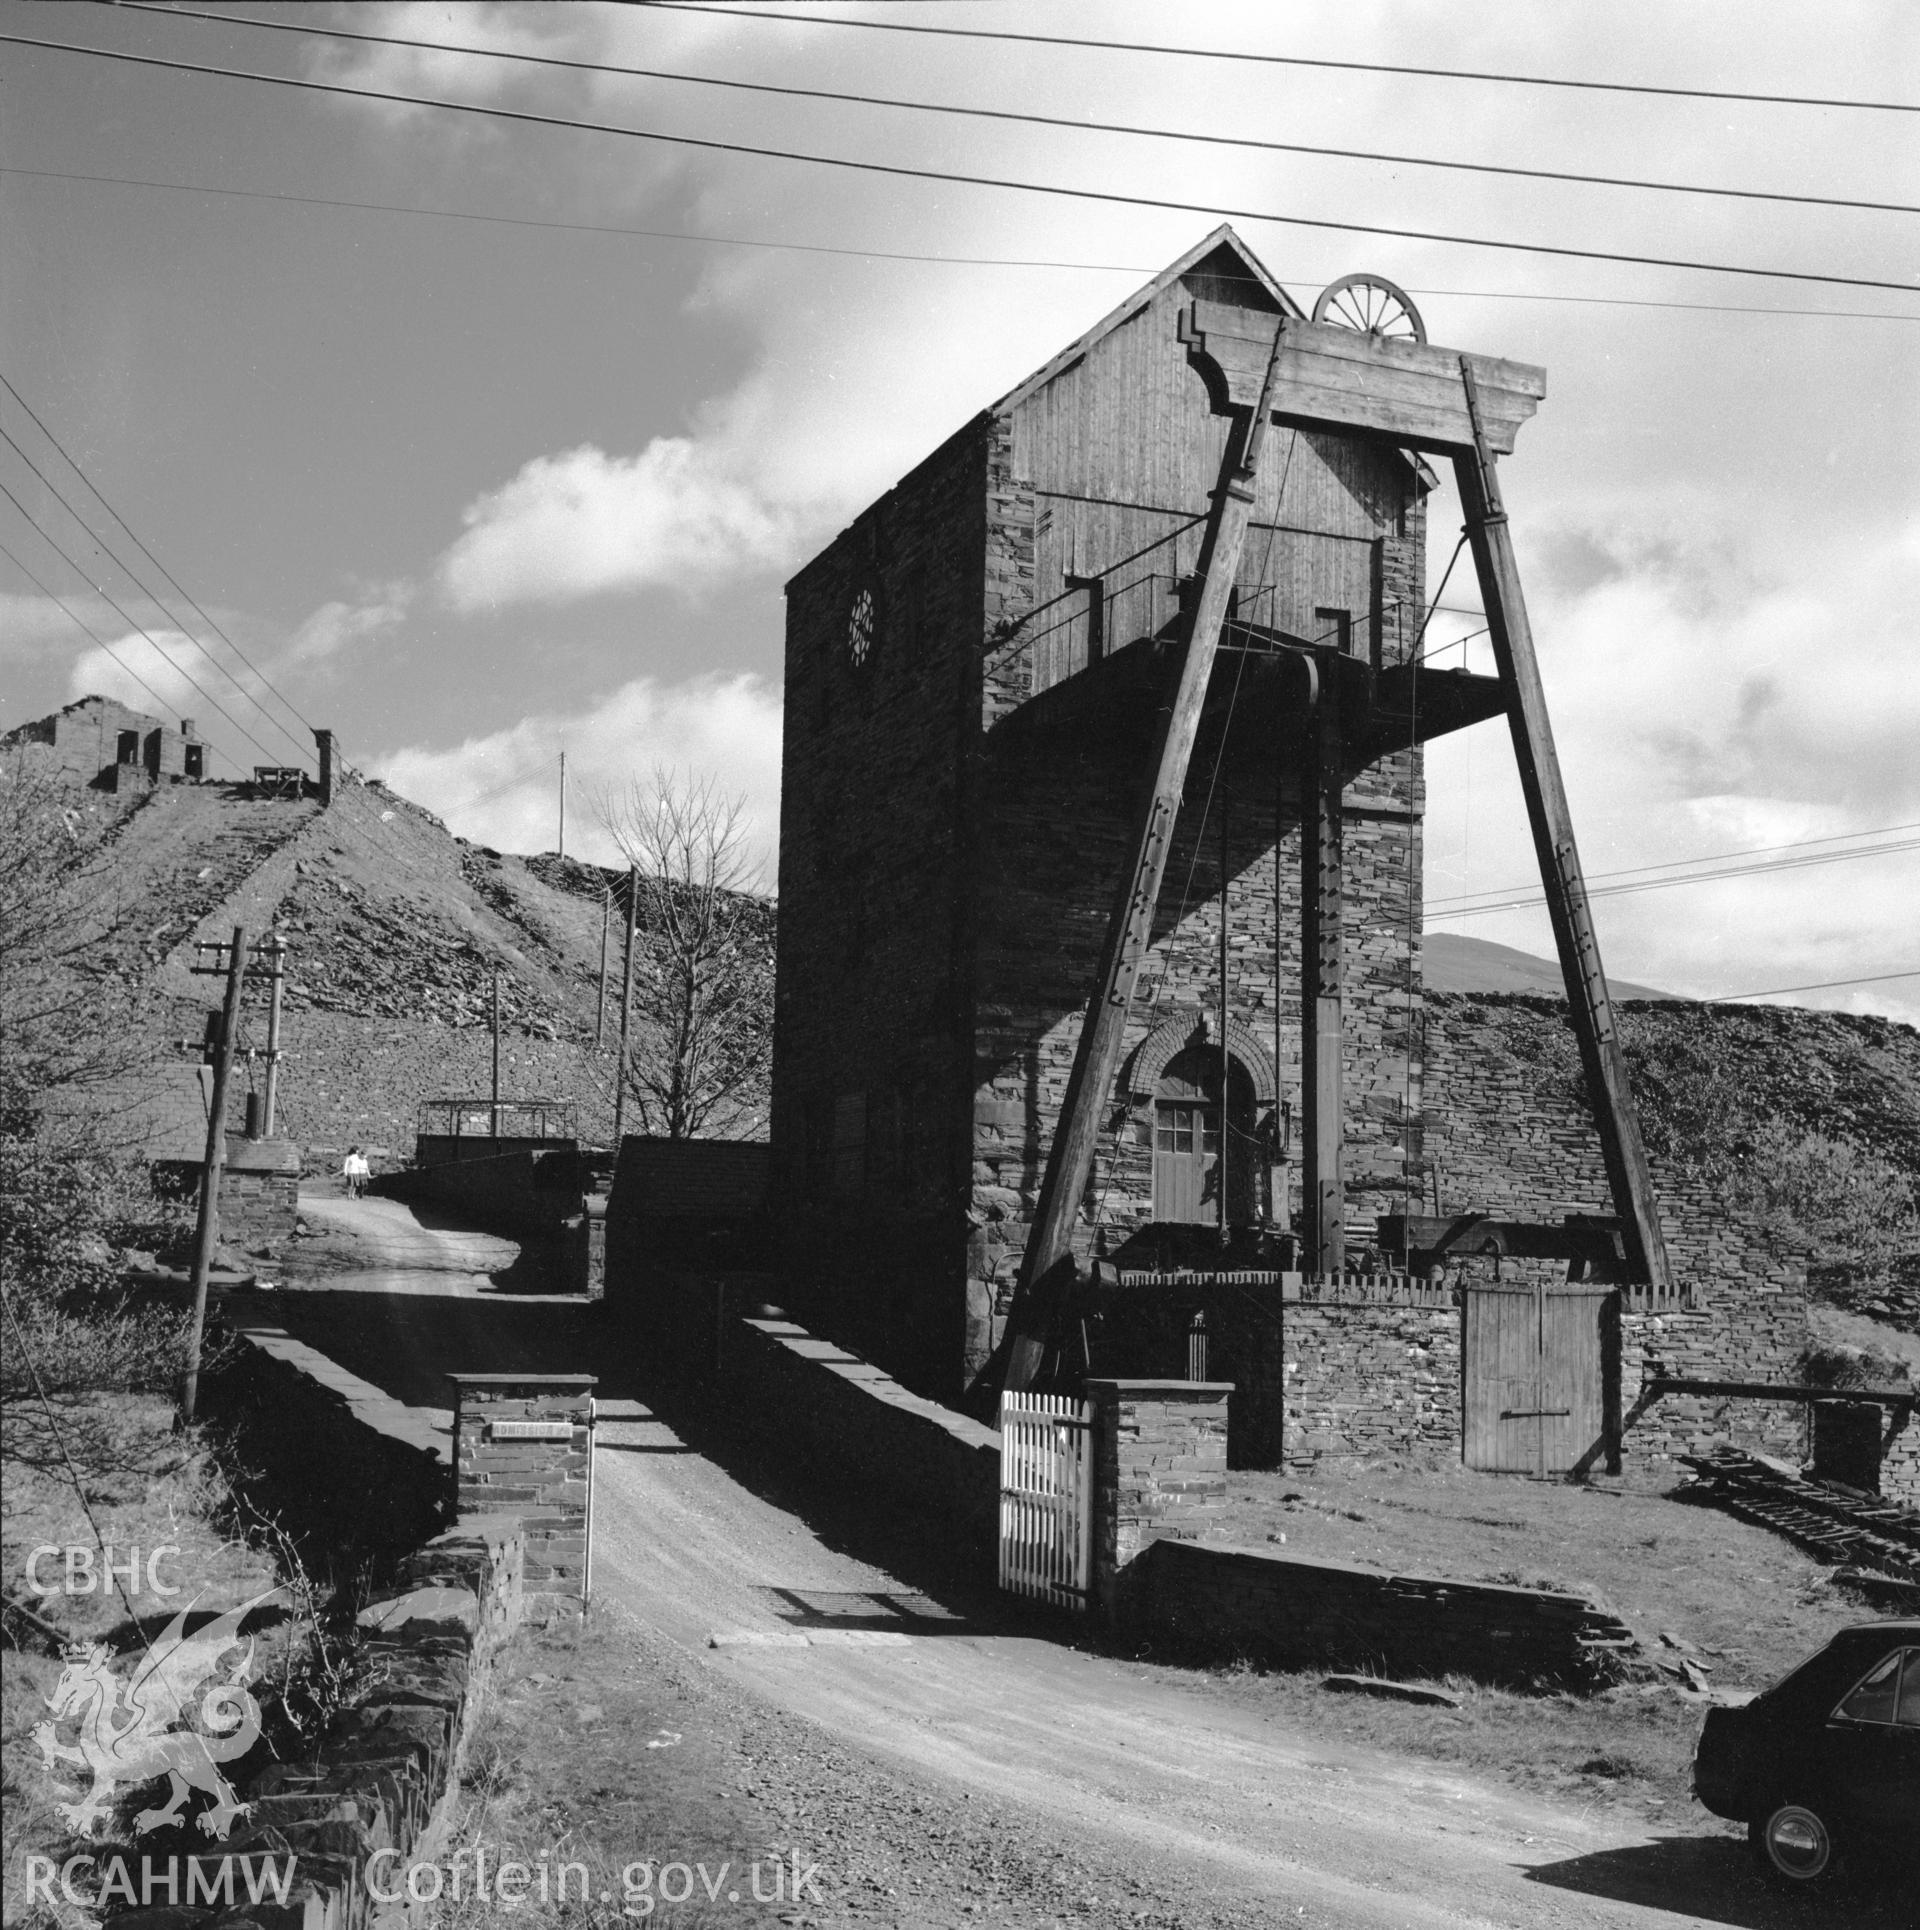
2 1 1915 1019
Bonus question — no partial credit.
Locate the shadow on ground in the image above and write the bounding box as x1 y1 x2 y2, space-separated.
1524 1833 1915 1928
242 1290 1016 1630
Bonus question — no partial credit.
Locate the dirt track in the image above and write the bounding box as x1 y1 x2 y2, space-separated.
259 1195 1897 1929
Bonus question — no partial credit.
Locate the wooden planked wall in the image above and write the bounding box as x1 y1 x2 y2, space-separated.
1006 289 1416 694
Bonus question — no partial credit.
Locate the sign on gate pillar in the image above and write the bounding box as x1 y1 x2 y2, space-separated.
449 1373 597 1617
1084 1379 1232 1621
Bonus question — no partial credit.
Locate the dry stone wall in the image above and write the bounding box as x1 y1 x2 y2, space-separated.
1281 1301 1462 1467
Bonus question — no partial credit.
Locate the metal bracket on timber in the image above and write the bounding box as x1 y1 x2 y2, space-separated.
997 324 1293 1396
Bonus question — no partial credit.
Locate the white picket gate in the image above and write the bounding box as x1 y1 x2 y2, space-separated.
997 1393 1094 1611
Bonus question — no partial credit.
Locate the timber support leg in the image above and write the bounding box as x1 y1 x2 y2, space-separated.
1301 686 1346 1275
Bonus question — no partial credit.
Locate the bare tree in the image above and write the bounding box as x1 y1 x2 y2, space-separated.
596 768 773 1141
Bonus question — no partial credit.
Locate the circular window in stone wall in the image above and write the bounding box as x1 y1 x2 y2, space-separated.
847 584 877 669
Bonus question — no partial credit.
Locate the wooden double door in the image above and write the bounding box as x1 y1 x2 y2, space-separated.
1463 1284 1611 1475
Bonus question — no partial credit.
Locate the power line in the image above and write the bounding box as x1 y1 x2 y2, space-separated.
0 482 285 765
461 755 562 809
0 371 318 749
6 30 1915 296
1427 836 1920 922
118 5 1920 219
644 2 1920 116
9 166 1916 324
0 538 206 734
0 418 312 763
1428 818 1920 911
1716 969 1919 1002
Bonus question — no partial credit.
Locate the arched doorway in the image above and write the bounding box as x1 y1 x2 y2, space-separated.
1152 1046 1258 1226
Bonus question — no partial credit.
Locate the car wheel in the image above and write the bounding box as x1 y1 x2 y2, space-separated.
1749 1801 1840 1886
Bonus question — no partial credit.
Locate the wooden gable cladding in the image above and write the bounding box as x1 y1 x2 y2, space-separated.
1179 302 1547 456
1002 280 1417 697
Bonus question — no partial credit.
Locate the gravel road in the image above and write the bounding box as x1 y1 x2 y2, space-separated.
259 1194 1890 1929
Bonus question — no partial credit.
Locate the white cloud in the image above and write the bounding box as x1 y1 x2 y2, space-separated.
67 628 210 723
374 672 784 876
0 592 79 658
282 583 414 670
1424 514 1920 1025
436 441 795 612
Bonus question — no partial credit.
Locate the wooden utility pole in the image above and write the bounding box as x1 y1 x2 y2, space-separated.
1454 361 1669 1288
491 969 502 1139
1002 325 1290 1392
558 750 567 860
595 885 612 1047
181 924 248 1424
260 930 287 1136
612 865 639 1145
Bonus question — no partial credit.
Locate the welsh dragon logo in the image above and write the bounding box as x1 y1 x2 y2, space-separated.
33 1591 282 1840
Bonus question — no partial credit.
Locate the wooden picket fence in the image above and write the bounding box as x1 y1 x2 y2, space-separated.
998 1393 1094 1611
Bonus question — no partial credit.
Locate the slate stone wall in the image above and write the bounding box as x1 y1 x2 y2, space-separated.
1424 1000 1812 1462
1086 1379 1230 1617
723 1314 1002 1558
450 1376 596 1610
208 1319 449 1564
1281 1301 1462 1467
771 416 990 1398
773 395 1431 1403
113 1517 528 1930
1136 1539 1635 1690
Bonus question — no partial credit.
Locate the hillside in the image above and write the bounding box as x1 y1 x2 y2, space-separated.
1424 933 1675 1001
14 734 1915 1324
10 742 773 1162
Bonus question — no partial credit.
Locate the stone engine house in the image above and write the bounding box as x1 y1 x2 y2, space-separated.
773 228 1509 1400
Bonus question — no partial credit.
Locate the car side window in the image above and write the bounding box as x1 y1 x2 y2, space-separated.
1833 1648 1907 1726
1899 1650 1920 1729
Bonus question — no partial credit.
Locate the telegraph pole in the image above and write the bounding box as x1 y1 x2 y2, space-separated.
558 750 567 860
612 865 638 1145
182 924 248 1425
595 885 612 1047
1219 790 1231 1249
261 929 287 1136
491 969 503 1139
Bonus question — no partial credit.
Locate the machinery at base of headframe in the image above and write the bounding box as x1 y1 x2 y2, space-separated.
988 274 1675 1400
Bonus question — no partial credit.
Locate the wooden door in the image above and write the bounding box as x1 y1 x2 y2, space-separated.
1463 1286 1607 1474
1153 1100 1217 1223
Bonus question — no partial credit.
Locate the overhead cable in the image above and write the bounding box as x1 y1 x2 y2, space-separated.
115 5 1920 218
0 371 318 747
9 166 1914 323
0 418 312 763
1716 969 1919 1001
1427 836 1920 921
641 3 1920 116
0 538 210 735
0 481 285 765
1428 818 1920 911
5 31 1915 295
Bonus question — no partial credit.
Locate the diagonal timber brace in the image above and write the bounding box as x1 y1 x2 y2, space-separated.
1454 361 1671 1289
997 326 1292 1394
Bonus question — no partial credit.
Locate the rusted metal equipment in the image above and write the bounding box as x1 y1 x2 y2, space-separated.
999 286 1670 1393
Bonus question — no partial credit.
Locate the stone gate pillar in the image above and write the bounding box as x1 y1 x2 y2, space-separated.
448 1373 596 1617
1085 1378 1231 1622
